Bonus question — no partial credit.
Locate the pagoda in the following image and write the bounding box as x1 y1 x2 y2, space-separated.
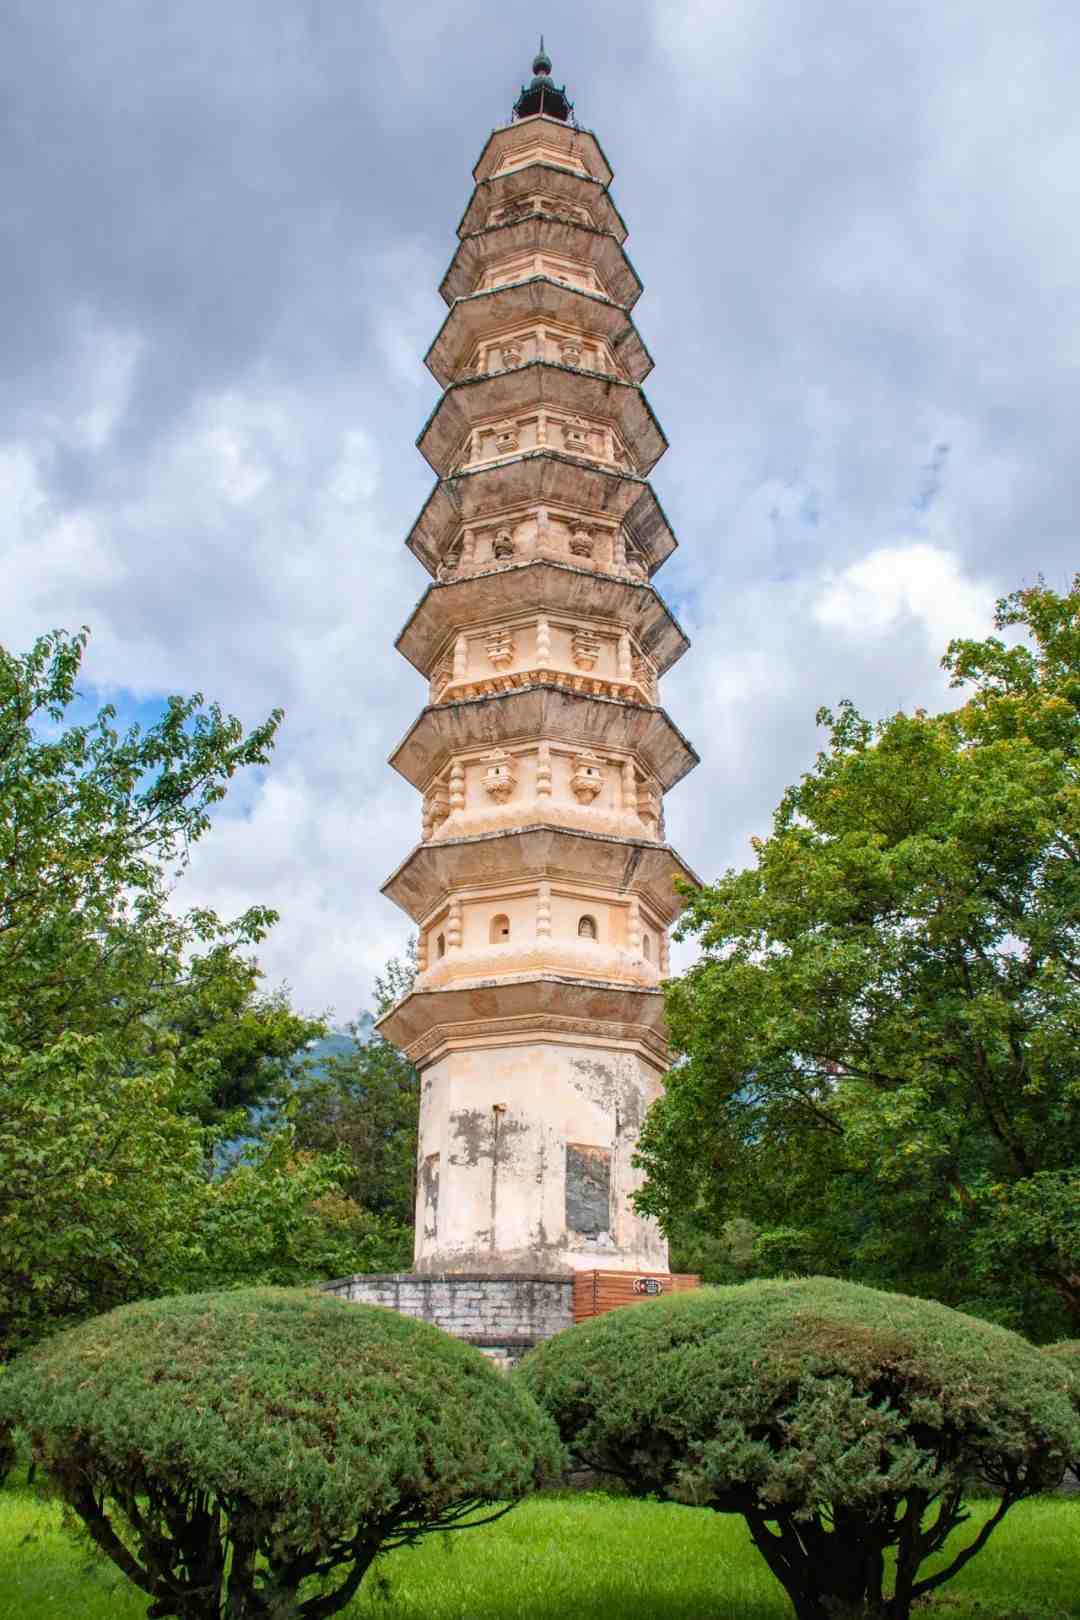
328 49 699 1353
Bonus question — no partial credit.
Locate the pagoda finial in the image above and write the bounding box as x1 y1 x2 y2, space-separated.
514 38 572 122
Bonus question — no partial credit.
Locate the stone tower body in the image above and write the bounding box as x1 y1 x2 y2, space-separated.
376 51 699 1285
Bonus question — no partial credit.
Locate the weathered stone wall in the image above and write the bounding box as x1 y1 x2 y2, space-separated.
322 1272 574 1368
407 1039 668 1276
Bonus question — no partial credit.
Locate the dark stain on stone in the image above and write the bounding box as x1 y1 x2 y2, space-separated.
566 1144 611 1236
421 1152 439 1240
449 1107 491 1167
568 1054 647 1131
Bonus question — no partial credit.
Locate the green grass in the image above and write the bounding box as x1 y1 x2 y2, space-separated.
2 1478 1077 1619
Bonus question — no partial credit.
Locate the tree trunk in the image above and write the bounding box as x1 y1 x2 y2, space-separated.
744 1510 903 1620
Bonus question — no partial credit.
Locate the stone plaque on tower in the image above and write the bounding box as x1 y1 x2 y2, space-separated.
324 48 699 1363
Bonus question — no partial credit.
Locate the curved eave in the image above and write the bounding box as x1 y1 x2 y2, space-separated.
440 217 643 310
472 117 614 187
389 684 699 794
457 163 629 243
405 454 678 579
416 363 667 478
377 976 666 1067
426 278 653 388
395 561 689 677
382 826 698 926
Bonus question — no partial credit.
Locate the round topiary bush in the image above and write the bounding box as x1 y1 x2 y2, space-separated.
518 1278 1080 1620
0 1287 562 1619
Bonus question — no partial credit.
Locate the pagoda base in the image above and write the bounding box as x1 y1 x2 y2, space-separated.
321 1271 574 1369
321 1267 699 1368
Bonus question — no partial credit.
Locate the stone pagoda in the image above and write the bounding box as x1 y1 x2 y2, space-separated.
326 49 699 1359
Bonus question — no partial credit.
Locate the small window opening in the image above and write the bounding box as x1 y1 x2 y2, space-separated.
578 915 598 941
436 933 446 959
642 931 653 961
490 913 511 943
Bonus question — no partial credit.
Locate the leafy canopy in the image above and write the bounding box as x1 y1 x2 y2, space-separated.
519 1278 1079 1620
637 577 1080 1337
2 1287 562 1618
289 1025 418 1237
0 629 385 1355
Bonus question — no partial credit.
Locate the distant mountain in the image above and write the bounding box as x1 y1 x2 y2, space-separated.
301 1012 375 1079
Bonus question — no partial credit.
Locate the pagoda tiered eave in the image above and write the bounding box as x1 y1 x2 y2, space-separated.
440 216 643 309
382 824 698 926
405 454 678 578
425 278 654 388
377 975 669 1070
457 161 629 243
395 562 689 677
416 362 668 477
389 683 699 793
472 115 614 185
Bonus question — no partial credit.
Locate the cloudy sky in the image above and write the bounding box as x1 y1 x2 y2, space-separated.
3 0 1077 1021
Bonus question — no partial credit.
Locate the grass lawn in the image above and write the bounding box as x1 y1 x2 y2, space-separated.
2 1476 1077 1619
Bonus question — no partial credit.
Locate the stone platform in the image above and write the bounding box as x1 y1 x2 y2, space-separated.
321 1272 574 1369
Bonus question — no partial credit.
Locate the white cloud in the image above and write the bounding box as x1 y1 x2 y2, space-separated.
1 4 1074 1023
662 538 1001 907
0 366 422 1020
813 542 994 649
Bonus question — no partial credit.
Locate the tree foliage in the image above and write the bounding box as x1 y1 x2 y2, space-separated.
1045 1339 1080 1473
289 1027 419 1229
2 1288 562 1618
0 629 376 1353
637 579 1080 1337
0 629 280 1050
0 1029 406 1357
192 1135 412 1288
285 946 419 1249
0 1034 205 1355
519 1278 1079 1620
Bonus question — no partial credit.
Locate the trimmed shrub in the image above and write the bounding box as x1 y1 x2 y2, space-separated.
0 1287 562 1618
1046 1339 1080 1473
518 1277 1079 1620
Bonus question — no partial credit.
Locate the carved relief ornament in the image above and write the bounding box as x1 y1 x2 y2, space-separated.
482 748 517 802
562 417 591 453
486 627 515 669
572 626 602 670
571 750 605 804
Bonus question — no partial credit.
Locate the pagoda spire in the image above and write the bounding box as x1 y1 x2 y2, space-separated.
514 40 573 123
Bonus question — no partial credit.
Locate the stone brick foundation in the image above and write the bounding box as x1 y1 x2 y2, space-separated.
321 1272 574 1369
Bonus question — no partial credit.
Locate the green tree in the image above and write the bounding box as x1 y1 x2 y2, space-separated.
0 628 357 1351
287 946 419 1231
637 578 1080 1337
0 629 279 1056
2 1288 562 1618
169 952 322 1135
290 1030 419 1227
191 1134 412 1288
520 1279 1079 1620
